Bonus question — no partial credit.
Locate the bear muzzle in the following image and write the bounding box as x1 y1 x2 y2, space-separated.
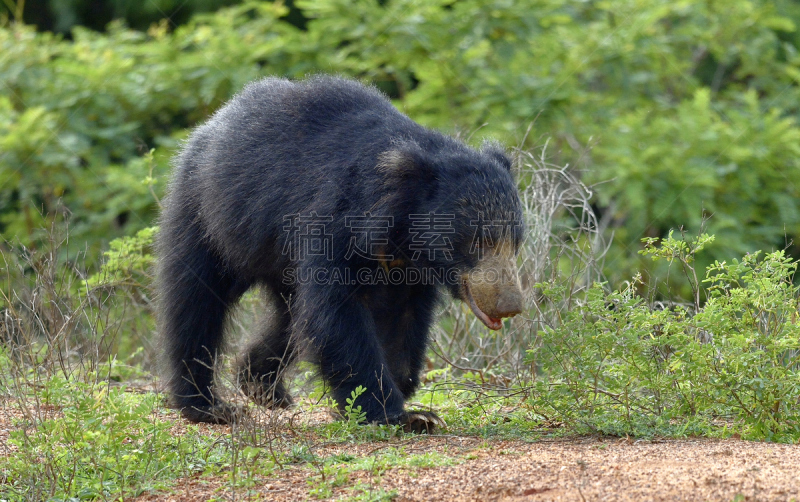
462 245 524 330
494 288 524 318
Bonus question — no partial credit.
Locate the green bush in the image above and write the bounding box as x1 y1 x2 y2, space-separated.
530 232 800 441
0 371 220 500
88 225 158 288
0 3 297 258
3 0 800 287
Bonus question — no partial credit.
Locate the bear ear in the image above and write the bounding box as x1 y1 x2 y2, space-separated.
377 144 436 183
480 140 513 171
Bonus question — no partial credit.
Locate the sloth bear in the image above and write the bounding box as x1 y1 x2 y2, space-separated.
157 76 524 433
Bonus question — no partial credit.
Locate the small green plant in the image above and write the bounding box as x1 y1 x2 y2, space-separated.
325 385 403 439
344 485 398 501
288 445 317 465
308 464 350 499
88 226 158 288
641 230 716 308
344 385 368 424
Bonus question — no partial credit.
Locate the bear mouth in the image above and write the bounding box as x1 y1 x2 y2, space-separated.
463 281 503 330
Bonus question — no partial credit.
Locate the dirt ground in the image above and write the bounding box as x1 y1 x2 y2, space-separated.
4 402 799 501
138 424 800 502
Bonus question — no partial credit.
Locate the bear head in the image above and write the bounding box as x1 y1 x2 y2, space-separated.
378 139 525 330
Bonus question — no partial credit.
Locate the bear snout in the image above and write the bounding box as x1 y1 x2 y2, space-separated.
494 288 523 319
465 242 525 323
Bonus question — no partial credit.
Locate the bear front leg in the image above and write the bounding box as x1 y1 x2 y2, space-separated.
297 283 408 424
385 288 439 399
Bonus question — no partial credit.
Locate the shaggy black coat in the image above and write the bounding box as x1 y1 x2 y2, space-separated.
157 76 523 425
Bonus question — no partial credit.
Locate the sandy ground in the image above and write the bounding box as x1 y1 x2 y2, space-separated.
3 401 799 501
135 430 800 502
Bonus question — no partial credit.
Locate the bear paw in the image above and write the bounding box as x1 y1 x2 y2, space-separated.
399 410 446 434
179 402 245 424
240 380 294 409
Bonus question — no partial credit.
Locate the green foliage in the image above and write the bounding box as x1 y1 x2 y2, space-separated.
3 7 800 499
697 251 800 438
530 235 800 442
0 376 218 500
0 3 296 259
640 230 716 305
599 87 800 289
3 0 800 286
88 225 157 288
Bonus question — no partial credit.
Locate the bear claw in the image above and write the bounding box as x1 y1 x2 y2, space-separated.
400 411 446 434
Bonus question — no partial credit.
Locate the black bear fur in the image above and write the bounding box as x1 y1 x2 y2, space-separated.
157 76 524 429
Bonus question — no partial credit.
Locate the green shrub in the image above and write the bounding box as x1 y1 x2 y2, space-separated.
4 0 800 287
89 225 158 288
0 375 215 500
0 3 297 258
529 232 800 441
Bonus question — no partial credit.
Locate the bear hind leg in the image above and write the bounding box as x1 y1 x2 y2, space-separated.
237 302 297 409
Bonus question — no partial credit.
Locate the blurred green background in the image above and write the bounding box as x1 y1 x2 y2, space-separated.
3 0 800 291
